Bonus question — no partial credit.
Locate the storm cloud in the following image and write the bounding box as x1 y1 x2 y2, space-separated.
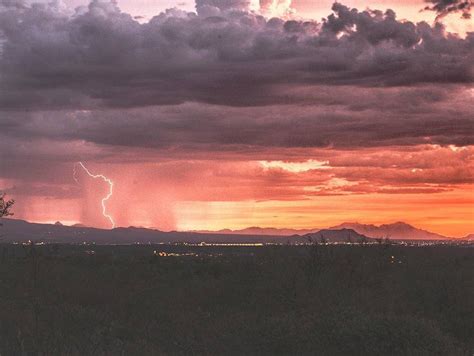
424 0 472 20
0 1 472 109
1 84 473 155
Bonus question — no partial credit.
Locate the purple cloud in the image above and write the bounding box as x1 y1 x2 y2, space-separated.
0 1 472 110
424 0 472 20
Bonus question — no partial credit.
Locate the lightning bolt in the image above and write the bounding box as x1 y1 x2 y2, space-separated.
74 161 115 229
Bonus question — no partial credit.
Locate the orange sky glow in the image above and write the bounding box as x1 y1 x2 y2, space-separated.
8 143 473 237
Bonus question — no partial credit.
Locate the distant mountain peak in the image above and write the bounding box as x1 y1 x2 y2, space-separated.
330 221 451 240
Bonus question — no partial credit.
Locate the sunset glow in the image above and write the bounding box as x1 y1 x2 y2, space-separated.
0 0 472 237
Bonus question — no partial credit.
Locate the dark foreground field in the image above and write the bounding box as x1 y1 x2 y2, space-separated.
0 243 472 355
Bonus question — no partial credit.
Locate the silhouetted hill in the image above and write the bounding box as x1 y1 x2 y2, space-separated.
1 219 466 244
0 219 381 245
303 228 372 243
0 219 302 244
329 222 452 240
196 221 463 240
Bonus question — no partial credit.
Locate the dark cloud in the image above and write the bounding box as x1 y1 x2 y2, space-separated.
0 1 472 109
424 0 472 20
1 85 472 159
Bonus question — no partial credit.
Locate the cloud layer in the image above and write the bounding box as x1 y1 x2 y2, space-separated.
0 1 472 109
424 0 472 20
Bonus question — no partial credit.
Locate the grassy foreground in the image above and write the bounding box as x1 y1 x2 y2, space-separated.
0 244 472 355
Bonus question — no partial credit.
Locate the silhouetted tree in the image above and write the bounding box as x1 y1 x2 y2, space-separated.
0 193 14 226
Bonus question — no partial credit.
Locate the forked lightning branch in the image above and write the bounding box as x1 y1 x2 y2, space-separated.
73 162 115 229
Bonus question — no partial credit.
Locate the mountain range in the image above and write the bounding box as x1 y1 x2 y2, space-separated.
197 222 469 240
329 222 454 240
0 218 470 244
0 218 325 244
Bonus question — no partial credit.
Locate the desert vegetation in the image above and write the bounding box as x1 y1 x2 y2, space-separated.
0 193 14 222
0 243 472 355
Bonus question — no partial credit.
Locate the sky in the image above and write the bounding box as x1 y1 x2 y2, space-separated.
0 0 473 236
